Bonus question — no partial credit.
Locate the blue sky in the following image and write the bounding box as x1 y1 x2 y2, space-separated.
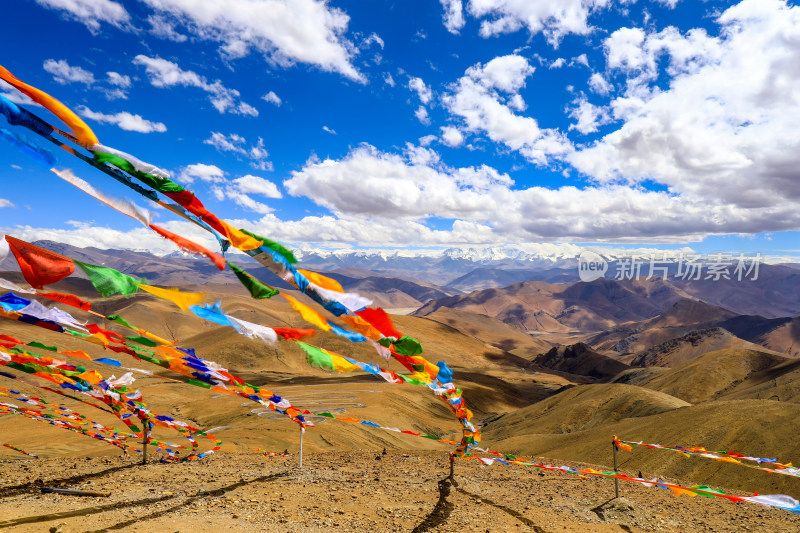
0 0 798 261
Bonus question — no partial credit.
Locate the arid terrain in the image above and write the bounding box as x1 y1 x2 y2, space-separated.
1 245 800 531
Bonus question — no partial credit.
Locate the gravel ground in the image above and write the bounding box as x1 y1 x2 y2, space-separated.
1 451 799 532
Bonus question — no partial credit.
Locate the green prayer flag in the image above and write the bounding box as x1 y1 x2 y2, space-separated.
393 336 423 356
94 152 185 193
227 261 279 299
75 261 141 297
27 341 57 352
124 336 158 347
238 228 297 264
107 314 135 329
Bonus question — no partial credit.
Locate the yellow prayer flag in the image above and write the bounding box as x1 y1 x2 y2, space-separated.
219 221 264 251
139 284 204 311
281 293 331 331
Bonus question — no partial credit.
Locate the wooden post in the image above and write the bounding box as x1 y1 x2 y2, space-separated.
612 435 620 499
142 423 151 465
298 427 305 471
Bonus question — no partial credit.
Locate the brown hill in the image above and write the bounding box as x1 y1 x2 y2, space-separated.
630 349 791 404
533 343 630 380
587 299 799 358
629 327 768 368
415 278 691 333
416 307 553 355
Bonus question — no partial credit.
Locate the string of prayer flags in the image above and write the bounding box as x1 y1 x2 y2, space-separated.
0 68 483 456
616 437 800 479
0 442 39 458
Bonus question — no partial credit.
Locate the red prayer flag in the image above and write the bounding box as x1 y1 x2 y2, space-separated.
38 291 92 310
355 307 402 339
0 334 22 348
273 328 316 341
86 324 126 343
149 224 225 271
163 191 227 235
5 236 75 289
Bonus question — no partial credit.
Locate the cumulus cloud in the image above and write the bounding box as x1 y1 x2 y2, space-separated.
34 0 129 31
147 14 188 41
177 163 226 184
440 126 465 147
43 59 95 85
0 199 15 208
570 0 800 217
106 71 131 88
176 164 279 213
440 0 613 45
78 106 167 133
137 0 363 81
440 0 466 33
414 106 431 125
408 77 433 104
204 132 273 171
567 96 610 135
233 175 282 199
133 55 258 116
443 54 572 164
262 91 282 106
282 142 800 243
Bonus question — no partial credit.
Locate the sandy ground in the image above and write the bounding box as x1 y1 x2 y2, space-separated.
1 451 799 532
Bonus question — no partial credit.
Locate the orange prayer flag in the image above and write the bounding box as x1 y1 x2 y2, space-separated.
298 269 344 292
61 350 92 360
0 64 99 146
149 224 225 271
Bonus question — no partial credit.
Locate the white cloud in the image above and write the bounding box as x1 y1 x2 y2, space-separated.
233 175 282 198
414 106 431 125
458 0 613 45
0 199 14 208
440 0 466 34
204 132 273 171
588 72 612 95
567 96 609 135
282 142 800 243
147 14 188 41
262 91 282 106
571 0 800 221
78 106 167 133
34 0 129 31
178 163 226 184
43 59 95 85
322 125 337 135
383 73 396 87
549 57 566 69
133 55 258 116
106 71 131 88
443 54 572 164
408 76 433 104
440 126 465 147
138 0 363 81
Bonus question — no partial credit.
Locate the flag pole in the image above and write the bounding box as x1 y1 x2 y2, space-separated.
612 435 620 499
142 422 151 465
299 426 305 471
